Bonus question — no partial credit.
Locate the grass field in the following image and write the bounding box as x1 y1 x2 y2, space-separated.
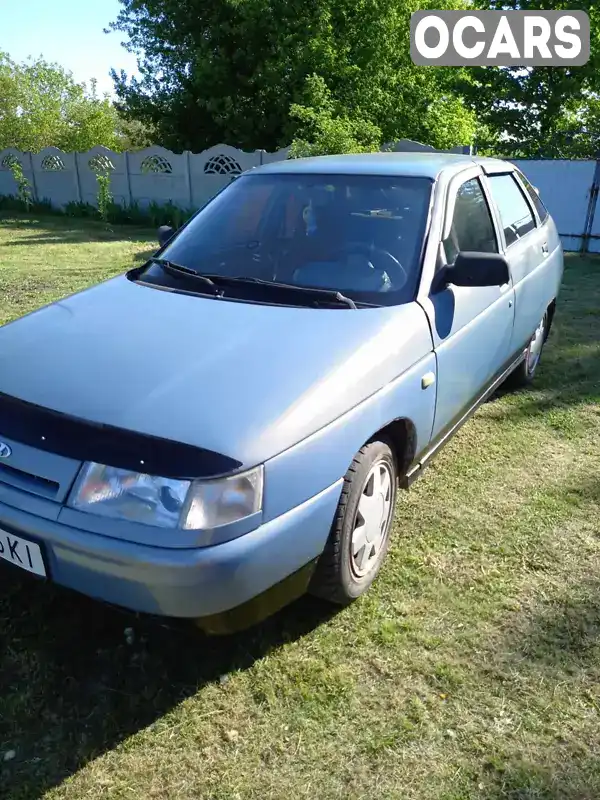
1 214 600 800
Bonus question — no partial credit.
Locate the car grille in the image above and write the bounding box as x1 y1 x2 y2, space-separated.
0 462 60 500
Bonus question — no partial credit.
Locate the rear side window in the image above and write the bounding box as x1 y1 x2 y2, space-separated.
488 174 536 247
516 171 549 223
444 177 498 264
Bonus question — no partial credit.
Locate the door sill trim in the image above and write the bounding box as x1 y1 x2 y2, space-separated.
404 350 526 487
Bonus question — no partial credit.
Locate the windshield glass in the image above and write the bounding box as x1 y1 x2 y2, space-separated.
147 172 433 307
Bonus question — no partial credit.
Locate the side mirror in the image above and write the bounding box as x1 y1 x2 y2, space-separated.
444 252 510 288
157 225 175 247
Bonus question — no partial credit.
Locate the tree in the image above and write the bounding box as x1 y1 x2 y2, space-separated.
0 53 123 153
115 115 157 150
465 0 600 157
288 75 383 158
109 0 478 155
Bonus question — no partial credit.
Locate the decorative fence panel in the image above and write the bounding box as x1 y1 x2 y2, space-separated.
31 148 80 208
77 147 130 208
189 144 261 208
0 144 291 214
0 149 35 197
127 147 191 208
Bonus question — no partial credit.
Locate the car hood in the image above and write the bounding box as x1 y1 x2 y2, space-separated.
0 277 431 466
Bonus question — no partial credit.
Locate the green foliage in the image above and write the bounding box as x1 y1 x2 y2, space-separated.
109 0 600 158
289 75 381 157
5 156 32 208
146 200 194 228
0 52 123 152
95 172 113 223
115 115 158 150
64 201 99 218
466 0 600 158
0 194 54 214
419 96 478 153
104 199 151 226
0 192 194 229
109 0 477 155
106 199 194 228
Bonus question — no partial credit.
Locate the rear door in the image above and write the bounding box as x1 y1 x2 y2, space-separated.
483 169 558 358
420 167 515 443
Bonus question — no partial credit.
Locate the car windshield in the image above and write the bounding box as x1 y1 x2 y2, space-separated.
143 172 433 307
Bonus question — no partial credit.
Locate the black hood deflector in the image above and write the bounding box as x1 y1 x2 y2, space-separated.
0 392 242 480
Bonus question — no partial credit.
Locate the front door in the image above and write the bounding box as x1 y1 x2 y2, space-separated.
420 170 516 443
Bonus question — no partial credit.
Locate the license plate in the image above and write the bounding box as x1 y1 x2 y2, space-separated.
0 528 46 577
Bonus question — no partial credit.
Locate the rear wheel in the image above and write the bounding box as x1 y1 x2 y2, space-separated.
506 311 548 389
309 439 397 605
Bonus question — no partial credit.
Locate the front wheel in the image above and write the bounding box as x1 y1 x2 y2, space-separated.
506 311 548 389
309 439 397 605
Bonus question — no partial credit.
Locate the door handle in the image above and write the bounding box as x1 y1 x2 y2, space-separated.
541 242 549 255
421 372 436 389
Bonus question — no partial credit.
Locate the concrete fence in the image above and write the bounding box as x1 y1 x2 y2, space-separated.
1 140 599 252
0 140 472 214
0 144 292 212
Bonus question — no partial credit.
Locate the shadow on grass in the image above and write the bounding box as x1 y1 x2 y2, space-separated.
0 570 337 797
476 484 600 798
517 578 600 670
0 214 156 247
485 256 600 420
477 582 600 800
441 572 600 798
481 756 600 800
134 247 158 263
1 229 157 248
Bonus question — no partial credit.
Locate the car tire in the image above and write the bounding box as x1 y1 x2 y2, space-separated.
309 439 397 606
506 310 549 389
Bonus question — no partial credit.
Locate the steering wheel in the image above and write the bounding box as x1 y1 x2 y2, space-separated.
338 242 408 289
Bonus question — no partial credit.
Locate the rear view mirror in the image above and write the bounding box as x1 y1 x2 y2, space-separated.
157 225 175 247
446 252 510 288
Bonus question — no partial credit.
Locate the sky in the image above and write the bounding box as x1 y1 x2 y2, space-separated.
0 0 141 96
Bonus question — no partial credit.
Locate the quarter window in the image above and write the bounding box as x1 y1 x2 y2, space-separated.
444 178 498 265
488 174 536 246
516 171 549 223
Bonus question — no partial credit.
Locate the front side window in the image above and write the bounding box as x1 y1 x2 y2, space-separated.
443 177 498 265
139 172 434 307
488 174 537 247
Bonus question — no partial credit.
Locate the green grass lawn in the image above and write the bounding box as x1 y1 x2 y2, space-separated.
1 214 600 800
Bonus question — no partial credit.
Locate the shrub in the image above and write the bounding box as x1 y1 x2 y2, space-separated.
96 171 113 223
289 75 381 158
0 193 195 229
0 194 55 215
7 158 33 209
64 201 98 218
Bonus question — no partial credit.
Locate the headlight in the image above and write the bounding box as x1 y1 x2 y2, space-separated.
68 462 263 530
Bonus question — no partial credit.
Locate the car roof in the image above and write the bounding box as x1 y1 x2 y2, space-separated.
251 152 511 180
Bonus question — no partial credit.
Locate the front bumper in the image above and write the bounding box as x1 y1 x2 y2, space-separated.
0 480 343 622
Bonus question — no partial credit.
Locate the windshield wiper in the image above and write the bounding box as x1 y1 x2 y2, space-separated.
149 258 217 289
148 260 357 308
201 275 358 309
